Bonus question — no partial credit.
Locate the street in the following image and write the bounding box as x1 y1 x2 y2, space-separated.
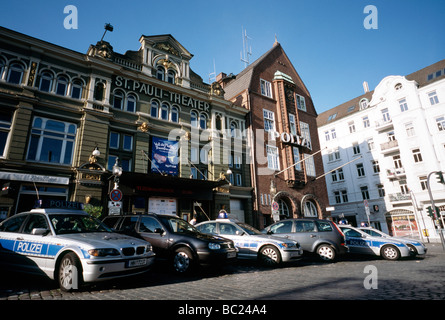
1 244 444 302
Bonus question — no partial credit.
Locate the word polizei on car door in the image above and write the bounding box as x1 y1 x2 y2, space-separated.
0 200 156 291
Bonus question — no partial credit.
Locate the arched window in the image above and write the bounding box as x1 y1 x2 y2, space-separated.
304 200 318 217
191 111 198 128
55 75 69 96
278 199 290 218
150 100 159 118
230 121 238 137
126 94 136 112
94 82 105 101
0 58 5 80
39 71 53 92
156 66 165 81
171 106 179 123
70 79 83 99
199 113 207 129
7 62 24 84
167 70 176 84
112 90 124 109
160 103 169 120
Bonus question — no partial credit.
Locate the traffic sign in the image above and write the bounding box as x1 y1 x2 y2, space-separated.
110 188 123 202
272 201 279 211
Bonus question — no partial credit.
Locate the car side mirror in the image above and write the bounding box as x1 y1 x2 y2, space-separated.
154 228 165 236
267 230 273 235
32 228 50 236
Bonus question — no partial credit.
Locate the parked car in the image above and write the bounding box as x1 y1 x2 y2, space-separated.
102 214 237 274
195 219 303 266
0 201 155 292
262 218 346 261
338 225 412 260
359 227 427 257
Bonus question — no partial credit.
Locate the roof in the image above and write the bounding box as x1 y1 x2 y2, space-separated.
317 59 445 127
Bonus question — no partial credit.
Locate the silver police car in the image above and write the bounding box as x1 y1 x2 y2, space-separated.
0 201 155 291
195 219 303 266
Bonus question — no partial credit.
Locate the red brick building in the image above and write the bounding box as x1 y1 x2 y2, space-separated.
218 41 329 228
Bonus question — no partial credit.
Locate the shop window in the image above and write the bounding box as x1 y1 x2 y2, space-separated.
26 116 77 165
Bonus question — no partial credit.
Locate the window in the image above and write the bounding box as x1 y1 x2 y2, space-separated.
419 176 428 190
260 79 272 98
270 220 293 234
399 99 408 112
289 114 297 135
331 171 338 182
139 217 163 233
161 103 169 121
235 173 242 186
393 155 403 169
436 116 445 131
55 75 69 96
71 79 83 99
230 121 238 137
27 117 77 165
39 71 53 92
412 148 423 163
299 122 311 149
304 153 316 177
428 91 439 105
353 143 361 155
191 111 198 128
356 163 365 177
334 190 348 203
304 201 318 217
278 199 290 218
330 128 336 139
360 99 369 110
293 147 301 170
93 82 105 101
296 94 306 111
327 113 337 121
171 106 179 123
199 113 207 129
378 185 385 197
108 132 133 172
167 70 176 84
267 145 280 171
156 67 165 81
324 131 330 141
381 108 391 122
399 180 409 194
263 109 275 132
405 122 415 136
348 121 356 133
363 116 370 128
331 168 344 182
334 191 341 204
7 62 24 84
295 220 315 232
367 138 375 151
150 101 159 118
328 149 340 162
112 90 124 109
0 111 12 157
360 186 370 200
372 160 380 173
126 94 136 112
341 190 349 203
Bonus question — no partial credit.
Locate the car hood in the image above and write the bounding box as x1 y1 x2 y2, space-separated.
57 232 149 248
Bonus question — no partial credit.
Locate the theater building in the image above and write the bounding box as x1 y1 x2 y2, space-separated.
0 26 252 223
218 40 329 228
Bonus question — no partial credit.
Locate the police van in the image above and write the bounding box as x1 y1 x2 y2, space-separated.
0 200 155 291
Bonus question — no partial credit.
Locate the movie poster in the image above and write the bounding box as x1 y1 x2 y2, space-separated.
151 137 179 176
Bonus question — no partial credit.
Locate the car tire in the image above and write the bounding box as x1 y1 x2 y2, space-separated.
259 245 281 266
172 247 195 274
316 244 336 262
381 245 400 260
58 252 82 292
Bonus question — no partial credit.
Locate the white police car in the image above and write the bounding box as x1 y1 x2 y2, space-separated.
195 219 303 266
359 227 427 257
339 225 412 260
0 200 155 291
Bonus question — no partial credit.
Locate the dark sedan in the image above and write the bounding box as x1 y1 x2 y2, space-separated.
102 214 237 274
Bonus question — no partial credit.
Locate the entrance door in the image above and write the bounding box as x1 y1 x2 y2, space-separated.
230 200 245 222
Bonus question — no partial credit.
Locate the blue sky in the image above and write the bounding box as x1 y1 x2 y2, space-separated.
2 0 444 114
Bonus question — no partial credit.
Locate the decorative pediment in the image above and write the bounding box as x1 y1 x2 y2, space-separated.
139 34 193 60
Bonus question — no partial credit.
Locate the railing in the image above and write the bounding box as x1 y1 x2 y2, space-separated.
380 139 398 151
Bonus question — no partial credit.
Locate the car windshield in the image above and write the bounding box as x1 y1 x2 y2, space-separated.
159 216 199 234
362 229 384 237
236 222 262 235
50 214 112 235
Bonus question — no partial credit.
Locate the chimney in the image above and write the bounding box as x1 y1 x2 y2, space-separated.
363 81 369 93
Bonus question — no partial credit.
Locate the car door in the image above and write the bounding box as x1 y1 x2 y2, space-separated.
218 222 253 258
342 227 373 254
0 214 28 268
291 220 318 252
138 216 169 257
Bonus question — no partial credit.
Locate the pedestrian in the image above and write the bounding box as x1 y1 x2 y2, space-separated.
217 204 228 219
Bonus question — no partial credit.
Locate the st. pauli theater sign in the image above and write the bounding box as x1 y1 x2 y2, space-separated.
113 75 210 112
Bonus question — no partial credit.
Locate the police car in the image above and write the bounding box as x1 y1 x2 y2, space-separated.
358 226 427 257
0 200 155 291
339 225 412 260
195 219 303 266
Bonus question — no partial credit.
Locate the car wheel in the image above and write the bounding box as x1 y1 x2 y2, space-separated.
172 247 195 274
317 244 336 262
381 245 400 260
259 245 281 266
58 252 82 292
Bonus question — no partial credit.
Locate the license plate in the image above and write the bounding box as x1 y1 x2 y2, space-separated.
126 258 148 268
227 251 236 258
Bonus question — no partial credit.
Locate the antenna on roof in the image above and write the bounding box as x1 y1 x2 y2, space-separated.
209 59 216 83
240 26 252 69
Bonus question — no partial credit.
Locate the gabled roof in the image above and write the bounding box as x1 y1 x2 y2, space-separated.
139 34 193 60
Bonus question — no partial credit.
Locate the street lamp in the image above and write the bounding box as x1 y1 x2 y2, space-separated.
112 158 122 189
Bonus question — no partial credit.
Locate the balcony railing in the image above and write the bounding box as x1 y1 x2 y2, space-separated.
388 193 411 202
380 139 398 152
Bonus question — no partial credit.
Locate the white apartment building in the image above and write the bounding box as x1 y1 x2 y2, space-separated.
318 59 445 242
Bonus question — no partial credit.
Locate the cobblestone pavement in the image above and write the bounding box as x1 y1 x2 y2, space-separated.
1 244 444 301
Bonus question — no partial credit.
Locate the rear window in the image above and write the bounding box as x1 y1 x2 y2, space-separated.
316 220 333 232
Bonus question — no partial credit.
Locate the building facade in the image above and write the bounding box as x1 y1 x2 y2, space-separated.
219 41 329 228
0 27 252 223
318 59 445 242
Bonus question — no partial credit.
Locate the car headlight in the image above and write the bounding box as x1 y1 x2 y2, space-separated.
88 248 120 257
208 243 221 250
145 244 153 253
